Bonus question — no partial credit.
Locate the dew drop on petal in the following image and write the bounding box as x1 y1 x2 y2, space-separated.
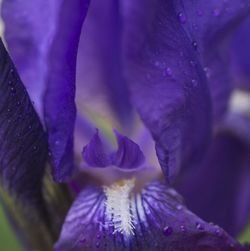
192 41 198 50
191 79 198 87
163 226 173 236
197 10 203 16
10 86 16 94
196 222 204 230
180 225 186 232
178 12 187 24
213 8 220 17
176 204 183 210
163 67 173 77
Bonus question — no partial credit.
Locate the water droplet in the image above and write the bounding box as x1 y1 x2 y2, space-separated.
178 12 187 24
154 61 160 67
197 10 203 16
192 41 198 50
96 242 100 248
191 79 198 87
215 228 222 236
180 225 186 232
190 60 195 66
164 67 173 77
96 234 101 240
10 87 16 94
8 80 13 86
213 8 220 17
10 68 14 74
192 23 198 30
32 145 38 152
203 67 211 78
176 205 183 210
196 223 204 230
17 101 21 106
163 226 173 236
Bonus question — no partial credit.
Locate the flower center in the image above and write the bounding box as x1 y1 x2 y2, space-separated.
103 178 136 236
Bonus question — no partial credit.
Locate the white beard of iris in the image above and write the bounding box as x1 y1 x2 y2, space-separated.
103 179 136 237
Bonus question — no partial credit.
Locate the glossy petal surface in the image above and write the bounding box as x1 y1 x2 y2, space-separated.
122 0 211 181
1 0 56 115
177 132 250 236
44 0 90 182
0 40 47 203
55 181 248 251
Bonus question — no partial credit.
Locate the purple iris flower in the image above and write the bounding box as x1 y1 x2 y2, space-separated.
1 0 250 250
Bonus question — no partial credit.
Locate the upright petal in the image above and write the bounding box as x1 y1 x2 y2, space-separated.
44 0 90 182
0 39 47 203
173 0 250 122
82 130 111 167
1 0 56 116
55 180 249 251
122 0 212 181
76 0 132 128
112 130 145 169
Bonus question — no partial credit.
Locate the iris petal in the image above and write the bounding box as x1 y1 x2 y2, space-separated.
0 39 47 203
55 180 248 251
82 130 111 167
174 0 250 122
122 0 212 181
1 0 56 116
44 0 90 182
112 130 145 169
76 0 132 127
177 131 250 236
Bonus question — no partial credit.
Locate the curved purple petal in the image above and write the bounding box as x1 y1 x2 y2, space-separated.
82 130 111 167
112 130 145 169
76 0 132 127
0 39 47 203
174 1 250 122
122 1 212 181
1 0 56 116
54 181 249 251
44 0 90 182
177 131 250 237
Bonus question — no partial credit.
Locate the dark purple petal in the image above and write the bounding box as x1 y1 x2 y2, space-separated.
112 130 145 169
231 17 250 90
0 39 47 203
44 0 90 182
1 0 56 116
174 1 250 122
122 1 212 181
76 0 132 127
176 132 250 236
82 130 111 167
54 181 249 251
